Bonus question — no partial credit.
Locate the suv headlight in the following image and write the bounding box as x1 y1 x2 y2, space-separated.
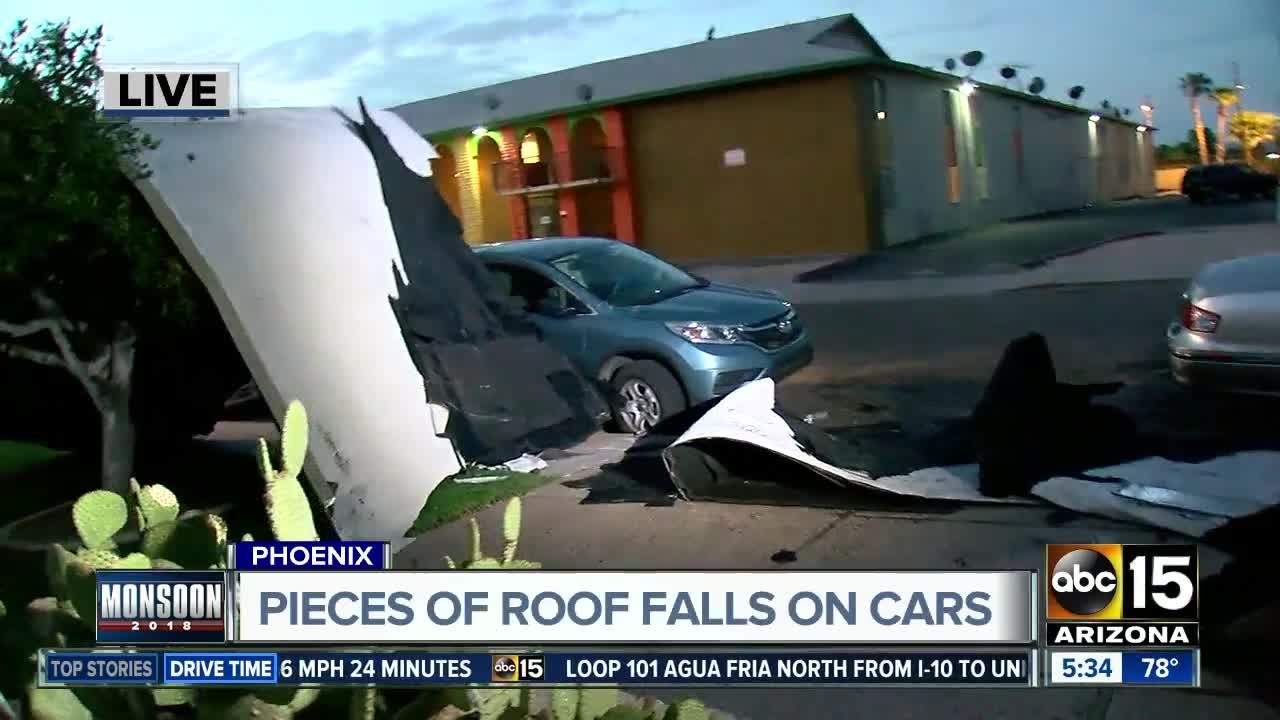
665 321 743 344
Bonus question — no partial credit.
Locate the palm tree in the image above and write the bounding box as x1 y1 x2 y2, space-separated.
1180 72 1213 164
1228 110 1278 167
1210 87 1239 163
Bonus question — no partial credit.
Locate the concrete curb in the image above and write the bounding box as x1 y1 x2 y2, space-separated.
1019 230 1166 269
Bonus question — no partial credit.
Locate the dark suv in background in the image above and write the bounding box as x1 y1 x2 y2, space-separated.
1182 163 1278 203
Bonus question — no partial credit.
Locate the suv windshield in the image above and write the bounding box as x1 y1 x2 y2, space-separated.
549 242 705 307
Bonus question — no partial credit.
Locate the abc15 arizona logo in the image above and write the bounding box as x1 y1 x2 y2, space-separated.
1045 544 1199 646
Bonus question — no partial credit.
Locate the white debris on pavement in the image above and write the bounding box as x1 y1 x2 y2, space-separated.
504 453 550 473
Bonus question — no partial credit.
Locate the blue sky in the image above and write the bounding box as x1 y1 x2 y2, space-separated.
4 0 1277 142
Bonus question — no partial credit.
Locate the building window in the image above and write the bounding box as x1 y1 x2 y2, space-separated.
520 132 541 164
970 94 989 200
943 91 961 204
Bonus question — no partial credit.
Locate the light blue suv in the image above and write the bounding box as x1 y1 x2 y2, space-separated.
476 237 813 434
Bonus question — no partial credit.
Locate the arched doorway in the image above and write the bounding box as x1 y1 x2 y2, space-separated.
519 127 555 187
429 144 462 222
475 135 512 242
520 127 559 236
571 117 615 238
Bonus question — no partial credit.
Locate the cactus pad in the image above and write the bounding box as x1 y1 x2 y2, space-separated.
134 482 180 530
600 707 651 720
578 688 620 720
145 516 224 569
75 547 121 568
64 558 98 623
663 699 708 720
468 517 484 563
501 497 522 564
112 553 153 570
151 687 196 707
550 688 580 720
259 401 319 542
280 400 309 474
72 490 128 550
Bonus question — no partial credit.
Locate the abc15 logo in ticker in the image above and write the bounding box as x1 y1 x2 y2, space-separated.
491 655 544 682
1045 544 1199 621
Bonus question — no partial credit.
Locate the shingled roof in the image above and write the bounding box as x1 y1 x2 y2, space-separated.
391 14 889 136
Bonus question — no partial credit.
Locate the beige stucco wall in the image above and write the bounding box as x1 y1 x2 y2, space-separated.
624 71 874 261
867 68 1156 245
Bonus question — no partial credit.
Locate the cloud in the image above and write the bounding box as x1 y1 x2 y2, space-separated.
435 9 634 46
233 6 638 107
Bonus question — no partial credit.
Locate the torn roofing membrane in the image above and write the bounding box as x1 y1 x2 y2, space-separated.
131 104 604 541
347 101 608 466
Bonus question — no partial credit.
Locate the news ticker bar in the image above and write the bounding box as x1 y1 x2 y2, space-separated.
39 649 1038 688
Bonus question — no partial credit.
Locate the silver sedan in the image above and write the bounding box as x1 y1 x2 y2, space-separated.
1168 253 1280 395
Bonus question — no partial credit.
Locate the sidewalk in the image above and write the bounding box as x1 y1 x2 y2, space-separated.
696 223 1280 304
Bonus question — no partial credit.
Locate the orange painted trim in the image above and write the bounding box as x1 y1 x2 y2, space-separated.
600 107 636 244
546 116 579 236
499 127 530 239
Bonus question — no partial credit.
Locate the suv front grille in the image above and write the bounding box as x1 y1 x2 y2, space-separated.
741 310 802 351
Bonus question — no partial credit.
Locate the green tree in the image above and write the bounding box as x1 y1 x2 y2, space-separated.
1228 110 1279 167
1180 72 1213 165
1210 87 1239 163
0 19 196 493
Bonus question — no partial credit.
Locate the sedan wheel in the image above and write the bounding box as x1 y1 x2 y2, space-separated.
609 360 688 436
618 379 662 434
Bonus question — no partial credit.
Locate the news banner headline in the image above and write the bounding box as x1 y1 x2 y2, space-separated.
93 541 1036 645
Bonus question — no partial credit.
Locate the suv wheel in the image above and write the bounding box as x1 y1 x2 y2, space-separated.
610 360 686 435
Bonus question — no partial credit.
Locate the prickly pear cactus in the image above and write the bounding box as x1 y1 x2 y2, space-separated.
142 515 224 569
258 400 319 541
131 479 180 531
349 687 377 720
501 497 522 564
443 499 542 570
71 490 128 550
577 688 620 720
469 687 521 720
551 688 580 720
599 706 650 720
663 699 708 720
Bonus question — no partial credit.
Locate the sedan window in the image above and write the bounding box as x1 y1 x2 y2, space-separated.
487 263 588 316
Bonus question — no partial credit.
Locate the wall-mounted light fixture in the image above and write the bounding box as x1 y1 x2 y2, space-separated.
1088 114 1101 123
471 126 488 137
959 80 976 96
876 110 886 120
1136 126 1147 133
1267 152 1280 160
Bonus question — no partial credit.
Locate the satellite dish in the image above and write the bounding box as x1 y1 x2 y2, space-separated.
1028 77 1045 94
576 83 594 102
483 94 501 111
944 58 957 71
961 50 984 67
1101 99 1111 109
1068 85 1084 100
1000 66 1017 80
